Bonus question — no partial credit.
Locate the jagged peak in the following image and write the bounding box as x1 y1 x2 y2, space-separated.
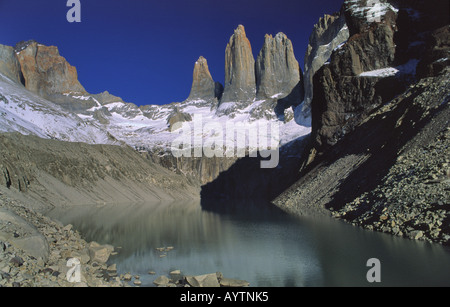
14 40 40 53
234 24 247 36
195 56 208 65
264 32 289 43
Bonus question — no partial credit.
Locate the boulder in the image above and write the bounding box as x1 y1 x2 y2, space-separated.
153 275 171 287
408 230 424 240
88 241 114 264
0 208 49 262
185 273 220 287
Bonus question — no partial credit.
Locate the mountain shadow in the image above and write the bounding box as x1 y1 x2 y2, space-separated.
200 134 309 212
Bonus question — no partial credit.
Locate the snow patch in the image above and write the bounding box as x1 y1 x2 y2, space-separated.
359 59 420 78
345 0 398 23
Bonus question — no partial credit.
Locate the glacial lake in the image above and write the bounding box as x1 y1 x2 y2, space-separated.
47 200 450 287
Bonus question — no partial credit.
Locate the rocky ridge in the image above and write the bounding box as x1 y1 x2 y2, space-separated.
310 0 401 154
273 0 450 245
0 132 199 209
15 41 86 99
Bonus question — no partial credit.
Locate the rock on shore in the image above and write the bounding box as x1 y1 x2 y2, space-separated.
0 195 124 287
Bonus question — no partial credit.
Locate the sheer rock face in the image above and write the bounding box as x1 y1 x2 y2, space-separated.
310 1 401 153
15 41 86 98
0 44 23 84
310 0 449 156
187 56 222 102
256 33 303 105
220 25 256 107
303 13 349 115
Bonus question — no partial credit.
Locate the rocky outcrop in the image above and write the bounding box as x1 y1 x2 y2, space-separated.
273 0 450 245
0 44 23 84
15 41 86 98
167 108 193 131
308 0 450 156
91 91 125 106
255 32 303 103
343 0 399 35
309 1 400 154
302 13 349 117
187 56 223 103
219 25 256 110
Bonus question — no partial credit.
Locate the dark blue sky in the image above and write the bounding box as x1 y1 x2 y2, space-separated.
0 0 342 106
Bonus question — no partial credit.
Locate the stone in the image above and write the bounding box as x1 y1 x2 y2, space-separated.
219 25 256 109
185 273 220 288
170 270 181 275
409 230 424 240
88 242 114 264
133 280 142 286
70 250 91 265
63 224 73 232
10 256 24 267
153 275 170 287
107 264 117 273
122 273 133 281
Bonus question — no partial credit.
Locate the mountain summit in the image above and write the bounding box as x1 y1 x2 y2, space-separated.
219 25 257 111
186 56 223 104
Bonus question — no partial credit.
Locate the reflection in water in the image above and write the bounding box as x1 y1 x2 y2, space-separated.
47 201 450 287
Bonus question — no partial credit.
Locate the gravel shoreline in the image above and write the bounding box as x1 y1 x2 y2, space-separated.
0 195 124 287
